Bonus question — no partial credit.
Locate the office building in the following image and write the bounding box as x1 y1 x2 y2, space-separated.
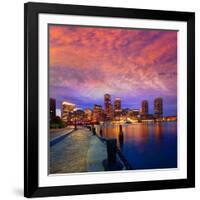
84 108 92 121
154 97 163 118
114 98 121 111
104 94 111 112
104 94 114 120
141 100 149 115
50 98 56 121
92 104 103 122
61 101 75 123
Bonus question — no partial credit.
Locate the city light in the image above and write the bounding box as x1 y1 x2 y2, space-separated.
50 94 177 126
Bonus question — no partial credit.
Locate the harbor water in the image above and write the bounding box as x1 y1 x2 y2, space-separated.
96 122 177 170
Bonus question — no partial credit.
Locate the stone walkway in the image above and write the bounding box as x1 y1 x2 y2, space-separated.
49 127 92 174
49 127 108 174
50 126 74 140
87 136 107 172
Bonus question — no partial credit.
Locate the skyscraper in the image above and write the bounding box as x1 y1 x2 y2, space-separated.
114 98 121 111
104 94 111 112
50 98 56 121
84 108 92 121
92 104 103 122
154 97 163 118
107 103 113 119
61 101 75 123
141 100 148 115
114 98 121 120
104 94 113 120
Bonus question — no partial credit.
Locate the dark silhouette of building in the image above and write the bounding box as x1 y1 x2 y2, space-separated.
104 94 113 120
141 100 148 115
50 98 56 121
114 98 121 111
107 103 114 119
92 104 103 122
114 98 121 120
104 94 111 112
154 97 163 118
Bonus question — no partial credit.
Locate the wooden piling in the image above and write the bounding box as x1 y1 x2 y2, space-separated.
119 125 123 134
100 126 103 136
118 124 124 147
92 125 96 135
106 138 117 164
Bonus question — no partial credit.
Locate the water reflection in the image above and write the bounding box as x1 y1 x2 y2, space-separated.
96 122 177 170
154 122 163 143
118 125 124 149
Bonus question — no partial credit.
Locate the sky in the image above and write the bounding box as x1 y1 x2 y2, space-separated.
49 25 177 116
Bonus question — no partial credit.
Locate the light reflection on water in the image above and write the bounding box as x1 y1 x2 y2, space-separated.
96 122 177 170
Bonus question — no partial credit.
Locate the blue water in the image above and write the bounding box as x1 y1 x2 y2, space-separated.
98 122 177 170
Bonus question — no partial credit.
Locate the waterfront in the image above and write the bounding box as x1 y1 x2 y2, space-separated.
96 121 177 170
48 25 178 174
50 127 92 174
49 126 111 174
49 122 177 174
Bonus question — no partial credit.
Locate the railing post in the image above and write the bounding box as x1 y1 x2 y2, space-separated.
119 124 124 142
92 125 96 135
119 124 123 134
100 126 103 136
106 138 117 164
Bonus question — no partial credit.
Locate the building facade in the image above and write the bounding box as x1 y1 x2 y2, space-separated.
154 97 163 118
104 94 114 120
50 98 56 121
84 108 92 122
61 101 75 123
107 103 113 120
114 98 121 120
128 109 139 117
104 94 111 112
114 98 121 111
74 109 85 122
92 104 103 123
141 100 149 116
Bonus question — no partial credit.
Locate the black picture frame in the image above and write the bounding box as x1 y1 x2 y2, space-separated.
24 2 195 198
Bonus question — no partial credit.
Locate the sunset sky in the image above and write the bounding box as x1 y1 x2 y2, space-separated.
49 25 177 116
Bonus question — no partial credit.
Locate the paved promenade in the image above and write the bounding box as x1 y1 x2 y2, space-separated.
87 135 107 172
49 127 107 174
50 126 74 140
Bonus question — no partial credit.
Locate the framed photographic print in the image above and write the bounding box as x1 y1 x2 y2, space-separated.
24 2 195 198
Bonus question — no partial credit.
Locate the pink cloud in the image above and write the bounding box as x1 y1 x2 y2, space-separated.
49 25 177 114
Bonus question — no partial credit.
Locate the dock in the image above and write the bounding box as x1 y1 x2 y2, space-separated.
49 127 131 174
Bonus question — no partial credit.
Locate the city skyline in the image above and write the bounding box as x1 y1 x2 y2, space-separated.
53 96 171 117
51 95 167 120
49 25 177 116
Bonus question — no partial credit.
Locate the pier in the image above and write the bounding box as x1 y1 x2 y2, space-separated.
49 126 129 174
